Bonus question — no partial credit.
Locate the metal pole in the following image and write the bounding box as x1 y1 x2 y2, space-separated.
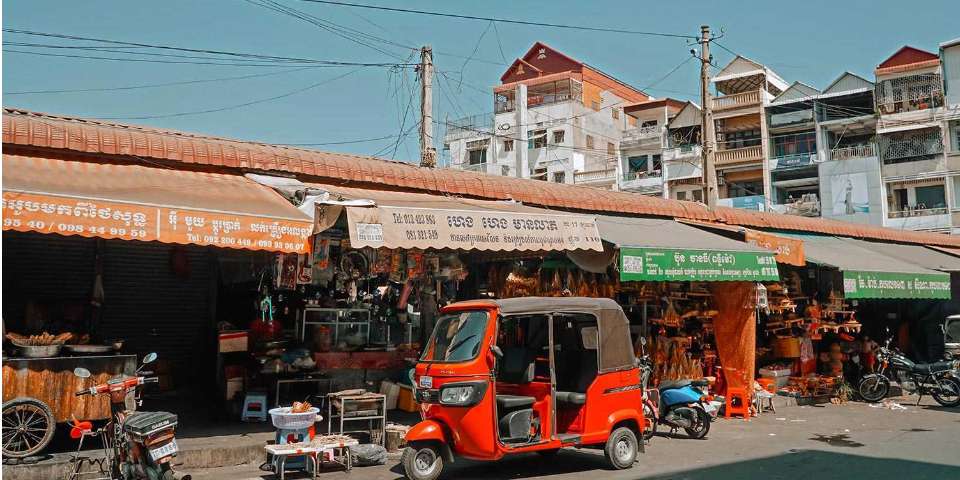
700 25 719 208
419 46 437 168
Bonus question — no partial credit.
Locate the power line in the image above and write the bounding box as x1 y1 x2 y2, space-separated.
94 68 364 120
2 48 347 67
296 0 697 39
5 67 317 95
280 134 396 146
3 28 417 67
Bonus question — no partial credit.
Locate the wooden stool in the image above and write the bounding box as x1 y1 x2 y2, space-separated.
724 387 751 420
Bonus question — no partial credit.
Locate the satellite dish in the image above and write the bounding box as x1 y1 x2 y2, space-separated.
498 123 511 131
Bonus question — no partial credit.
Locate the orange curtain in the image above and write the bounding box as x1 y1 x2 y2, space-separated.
710 282 757 395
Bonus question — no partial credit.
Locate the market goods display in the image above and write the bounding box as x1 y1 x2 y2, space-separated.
6 332 73 346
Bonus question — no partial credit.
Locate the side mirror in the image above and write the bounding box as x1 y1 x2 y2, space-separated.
640 337 647 346
142 352 158 365
74 367 92 379
490 345 504 360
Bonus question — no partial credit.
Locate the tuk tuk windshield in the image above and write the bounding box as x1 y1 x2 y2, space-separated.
421 310 489 363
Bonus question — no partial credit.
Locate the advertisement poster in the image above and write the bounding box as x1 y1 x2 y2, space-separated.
831 172 870 215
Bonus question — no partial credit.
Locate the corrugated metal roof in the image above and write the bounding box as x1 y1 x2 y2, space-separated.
5 107 960 248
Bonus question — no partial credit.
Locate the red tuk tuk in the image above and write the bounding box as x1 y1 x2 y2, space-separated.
403 297 644 480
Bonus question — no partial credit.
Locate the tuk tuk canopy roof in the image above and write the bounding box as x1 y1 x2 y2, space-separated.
493 297 635 373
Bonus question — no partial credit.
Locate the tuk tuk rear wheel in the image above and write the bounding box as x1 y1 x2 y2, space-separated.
402 444 443 480
604 427 638 470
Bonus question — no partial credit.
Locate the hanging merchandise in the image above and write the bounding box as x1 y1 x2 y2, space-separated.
406 250 425 279
398 280 413 310
424 253 440 276
275 253 298 290
373 248 393 274
296 253 314 285
389 250 405 283
313 234 332 269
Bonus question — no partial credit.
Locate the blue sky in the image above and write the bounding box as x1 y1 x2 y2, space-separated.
3 0 958 161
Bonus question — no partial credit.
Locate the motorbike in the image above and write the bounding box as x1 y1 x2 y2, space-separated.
638 354 711 440
69 353 189 480
858 334 960 407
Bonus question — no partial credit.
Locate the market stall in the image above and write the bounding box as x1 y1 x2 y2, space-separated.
590 215 780 400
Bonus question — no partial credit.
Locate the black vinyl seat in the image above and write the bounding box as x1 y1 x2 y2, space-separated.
912 360 956 374
554 391 586 405
496 395 535 409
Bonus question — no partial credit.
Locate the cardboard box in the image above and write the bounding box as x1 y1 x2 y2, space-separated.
226 378 244 401
380 381 400 410
397 384 418 412
219 331 249 353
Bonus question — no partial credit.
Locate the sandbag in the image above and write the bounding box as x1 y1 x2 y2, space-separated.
349 444 387 466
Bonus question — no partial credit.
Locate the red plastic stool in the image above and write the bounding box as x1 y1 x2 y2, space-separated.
724 387 751 420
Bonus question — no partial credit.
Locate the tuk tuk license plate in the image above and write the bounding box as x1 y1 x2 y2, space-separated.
419 376 433 389
149 439 178 461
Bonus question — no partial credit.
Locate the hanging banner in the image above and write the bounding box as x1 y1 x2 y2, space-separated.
619 247 780 282
842 271 950 299
744 229 805 266
346 206 603 252
2 191 312 253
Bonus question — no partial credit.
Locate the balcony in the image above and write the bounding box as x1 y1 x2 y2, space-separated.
771 153 819 171
619 170 663 194
573 167 618 185
770 109 814 128
445 113 493 141
621 125 665 148
875 73 944 116
879 129 944 164
460 163 489 174
712 89 761 112
827 143 877 162
715 145 763 167
495 78 583 114
884 208 951 231
773 194 821 217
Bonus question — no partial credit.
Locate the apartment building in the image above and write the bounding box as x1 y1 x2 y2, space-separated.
874 46 951 233
710 56 789 211
618 99 685 196
443 42 649 189
940 38 960 234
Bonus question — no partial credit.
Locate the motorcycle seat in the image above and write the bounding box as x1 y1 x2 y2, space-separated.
496 395 535 410
555 391 586 405
911 360 955 374
658 379 691 390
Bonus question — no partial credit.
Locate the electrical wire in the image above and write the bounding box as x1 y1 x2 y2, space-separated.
5 67 318 95
296 0 697 39
94 68 364 120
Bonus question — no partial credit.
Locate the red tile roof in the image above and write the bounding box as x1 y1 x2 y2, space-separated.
5 107 960 247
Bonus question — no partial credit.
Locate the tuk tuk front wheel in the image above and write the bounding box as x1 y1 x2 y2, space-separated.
604 427 638 470
402 444 444 480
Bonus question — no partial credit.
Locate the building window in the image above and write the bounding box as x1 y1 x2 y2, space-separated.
553 171 566 183
468 148 486 165
527 129 547 149
627 155 648 176
607 142 616 156
915 185 946 210
612 108 620 120
676 191 687 201
641 120 657 128
552 130 565 144
501 165 511 176
727 180 763 198
503 139 514 152
892 188 908 211
722 129 762 149
952 121 960 152
772 131 817 158
586 135 595 149
652 154 662 173
465 139 488 165
591 100 601 111
692 189 703 202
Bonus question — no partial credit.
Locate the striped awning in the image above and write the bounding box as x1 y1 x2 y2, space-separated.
2 155 313 253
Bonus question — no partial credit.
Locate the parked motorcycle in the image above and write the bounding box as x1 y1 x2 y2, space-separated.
638 355 711 440
858 334 960 407
69 353 189 480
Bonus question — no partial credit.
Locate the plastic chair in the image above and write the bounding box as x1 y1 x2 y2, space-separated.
724 387 750 420
241 391 269 422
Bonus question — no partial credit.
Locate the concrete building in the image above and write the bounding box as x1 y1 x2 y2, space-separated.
940 38 960 234
709 56 789 211
442 42 649 189
618 99 685 196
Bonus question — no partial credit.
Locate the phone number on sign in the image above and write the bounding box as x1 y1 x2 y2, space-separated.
405 229 439 241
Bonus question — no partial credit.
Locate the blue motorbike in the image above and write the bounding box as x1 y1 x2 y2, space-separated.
639 357 712 440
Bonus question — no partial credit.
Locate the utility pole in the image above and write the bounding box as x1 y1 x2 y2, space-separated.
699 25 719 208
418 45 437 168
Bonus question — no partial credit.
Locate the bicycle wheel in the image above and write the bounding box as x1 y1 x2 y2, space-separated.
2 397 56 458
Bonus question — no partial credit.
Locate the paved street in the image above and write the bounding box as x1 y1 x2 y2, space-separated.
187 398 960 480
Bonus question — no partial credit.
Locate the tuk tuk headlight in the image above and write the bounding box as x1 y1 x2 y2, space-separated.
438 381 487 407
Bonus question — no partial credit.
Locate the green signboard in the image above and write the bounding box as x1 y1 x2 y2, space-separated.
619 247 780 282
842 271 951 299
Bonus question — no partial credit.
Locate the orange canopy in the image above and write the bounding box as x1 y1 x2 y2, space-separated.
2 155 313 253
